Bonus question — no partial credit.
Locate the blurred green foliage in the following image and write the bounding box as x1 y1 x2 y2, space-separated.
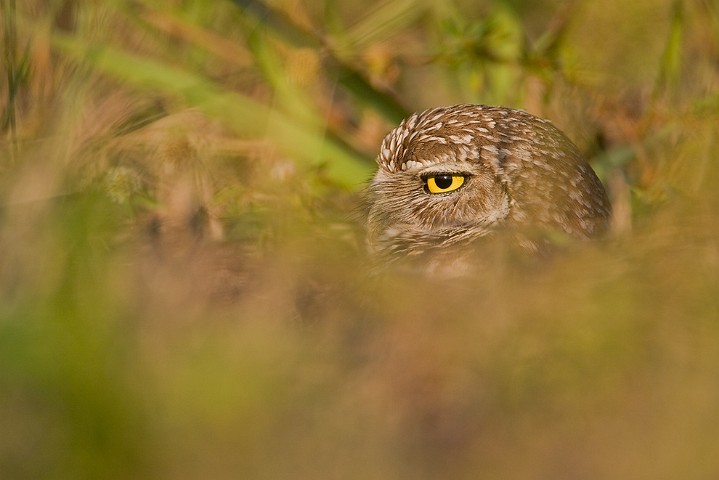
2 0 719 479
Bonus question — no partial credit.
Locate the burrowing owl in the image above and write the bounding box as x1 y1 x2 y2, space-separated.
366 104 611 271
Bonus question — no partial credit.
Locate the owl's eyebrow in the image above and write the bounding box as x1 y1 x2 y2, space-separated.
418 171 472 179
413 158 479 175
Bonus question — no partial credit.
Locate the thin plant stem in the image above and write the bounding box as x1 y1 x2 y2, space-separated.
2 0 18 163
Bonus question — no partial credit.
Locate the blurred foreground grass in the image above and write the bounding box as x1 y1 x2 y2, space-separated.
2 0 719 479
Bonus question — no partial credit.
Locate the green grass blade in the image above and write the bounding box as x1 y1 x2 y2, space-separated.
51 32 373 189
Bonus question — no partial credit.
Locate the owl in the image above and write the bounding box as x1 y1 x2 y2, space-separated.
366 104 611 273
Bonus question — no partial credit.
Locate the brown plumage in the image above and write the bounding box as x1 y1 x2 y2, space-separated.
366 104 611 272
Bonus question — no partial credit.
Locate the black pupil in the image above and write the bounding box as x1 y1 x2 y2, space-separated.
434 175 453 189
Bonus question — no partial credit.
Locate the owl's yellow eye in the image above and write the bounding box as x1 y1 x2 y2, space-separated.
424 174 466 194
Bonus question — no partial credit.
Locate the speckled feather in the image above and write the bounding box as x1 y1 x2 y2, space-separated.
367 104 611 265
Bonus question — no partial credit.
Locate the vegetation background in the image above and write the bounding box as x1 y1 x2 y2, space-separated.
2 0 718 478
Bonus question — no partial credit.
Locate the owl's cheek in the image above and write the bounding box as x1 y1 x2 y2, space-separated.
448 186 511 227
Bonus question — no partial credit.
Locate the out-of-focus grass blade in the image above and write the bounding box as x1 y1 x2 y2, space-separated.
232 0 321 49
2 0 22 162
655 0 684 98
529 1 579 70
51 32 372 189
340 0 426 53
229 0 410 124
247 30 324 129
135 6 254 68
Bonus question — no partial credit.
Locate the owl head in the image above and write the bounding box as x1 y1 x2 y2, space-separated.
366 104 611 270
